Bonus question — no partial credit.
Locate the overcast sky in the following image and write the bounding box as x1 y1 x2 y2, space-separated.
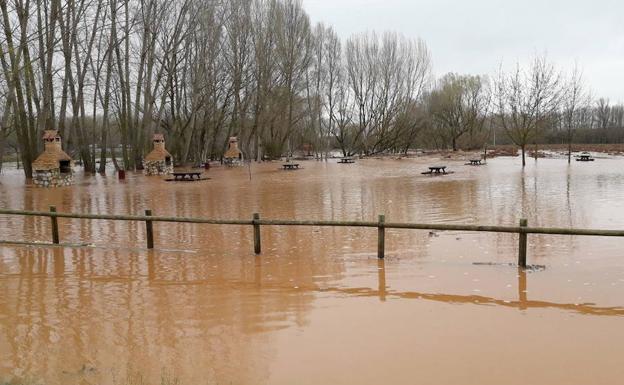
302 0 624 102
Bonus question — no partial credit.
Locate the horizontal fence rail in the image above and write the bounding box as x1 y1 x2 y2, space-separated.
1 207 624 268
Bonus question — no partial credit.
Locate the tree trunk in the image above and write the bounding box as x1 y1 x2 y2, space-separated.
521 145 526 167
98 0 117 174
0 137 4 173
0 98 11 173
0 128 5 173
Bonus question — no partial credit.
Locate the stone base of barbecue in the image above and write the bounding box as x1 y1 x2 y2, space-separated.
144 160 173 176
33 170 74 187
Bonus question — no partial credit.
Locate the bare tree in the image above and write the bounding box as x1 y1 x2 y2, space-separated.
0 0 39 177
494 56 565 166
344 32 431 155
271 0 311 157
594 98 611 143
428 73 490 151
303 22 326 158
562 64 590 163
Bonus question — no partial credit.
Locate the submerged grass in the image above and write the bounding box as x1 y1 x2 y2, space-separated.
3 370 184 385
112 368 182 385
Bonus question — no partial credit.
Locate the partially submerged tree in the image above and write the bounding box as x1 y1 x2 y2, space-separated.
562 65 591 163
494 56 565 166
344 31 431 155
428 73 490 151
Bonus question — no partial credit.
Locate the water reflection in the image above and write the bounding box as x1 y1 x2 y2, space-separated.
364 266 624 316
377 259 386 302
0 246 322 384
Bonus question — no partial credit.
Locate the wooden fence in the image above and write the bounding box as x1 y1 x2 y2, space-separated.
2 207 624 267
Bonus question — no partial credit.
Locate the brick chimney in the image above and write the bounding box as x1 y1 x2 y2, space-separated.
153 134 165 150
43 130 62 151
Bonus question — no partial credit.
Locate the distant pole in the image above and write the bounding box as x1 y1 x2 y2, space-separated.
253 213 261 254
518 218 528 267
145 209 154 249
50 206 59 244
534 142 538 160
377 214 385 259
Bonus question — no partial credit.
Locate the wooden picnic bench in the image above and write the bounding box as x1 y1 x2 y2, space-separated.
466 159 483 165
338 157 355 164
576 154 595 162
282 163 300 170
171 171 203 181
422 166 451 175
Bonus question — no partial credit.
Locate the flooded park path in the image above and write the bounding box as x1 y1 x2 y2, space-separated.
1 156 623 384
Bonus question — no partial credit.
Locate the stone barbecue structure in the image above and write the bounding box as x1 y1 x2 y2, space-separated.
224 136 243 166
144 134 173 175
32 130 74 187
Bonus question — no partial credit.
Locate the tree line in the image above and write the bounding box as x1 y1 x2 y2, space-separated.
0 0 622 176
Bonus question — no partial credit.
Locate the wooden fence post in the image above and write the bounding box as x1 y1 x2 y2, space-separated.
518 218 527 267
253 213 261 254
378 214 385 259
50 206 59 244
145 209 154 249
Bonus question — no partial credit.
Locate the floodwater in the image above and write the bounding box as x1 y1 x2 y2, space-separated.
0 155 623 385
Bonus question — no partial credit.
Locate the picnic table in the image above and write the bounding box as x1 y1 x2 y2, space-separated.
576 154 595 162
429 166 447 174
172 171 203 181
338 157 355 164
467 159 483 165
282 163 300 170
421 166 449 175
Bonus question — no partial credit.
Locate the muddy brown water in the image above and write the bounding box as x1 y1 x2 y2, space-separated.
1 156 623 385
